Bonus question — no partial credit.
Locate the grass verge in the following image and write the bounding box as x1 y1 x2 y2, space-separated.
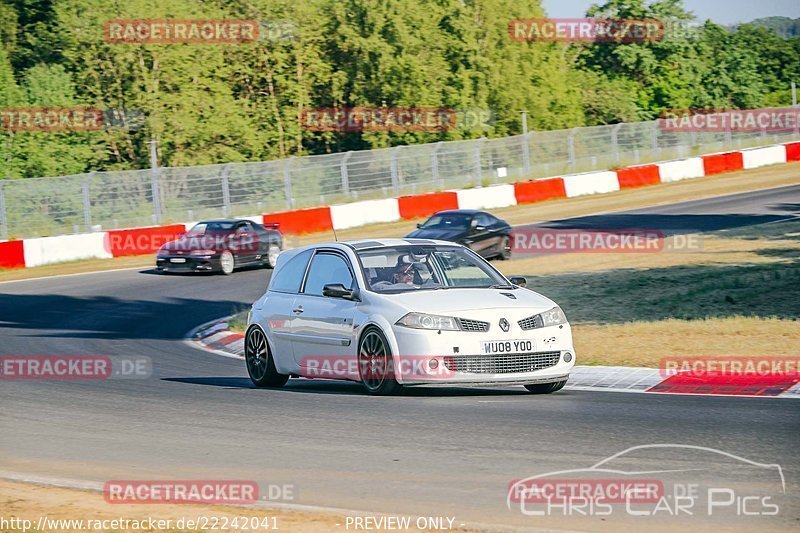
506 219 799 367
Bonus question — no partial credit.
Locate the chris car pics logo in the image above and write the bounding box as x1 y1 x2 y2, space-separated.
508 444 785 518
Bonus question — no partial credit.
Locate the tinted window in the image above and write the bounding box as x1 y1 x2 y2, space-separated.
269 249 313 293
420 213 471 229
186 221 237 234
475 213 493 226
240 222 258 235
303 253 354 296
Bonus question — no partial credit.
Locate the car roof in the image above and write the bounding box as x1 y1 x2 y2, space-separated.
283 238 462 258
431 209 486 216
344 238 459 248
195 219 249 224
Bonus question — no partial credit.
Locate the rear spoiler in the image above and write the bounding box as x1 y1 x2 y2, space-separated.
263 222 280 230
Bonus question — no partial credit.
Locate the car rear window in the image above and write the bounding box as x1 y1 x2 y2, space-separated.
187 221 237 234
420 214 471 229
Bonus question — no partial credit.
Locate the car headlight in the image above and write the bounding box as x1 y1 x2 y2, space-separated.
396 312 460 331
539 306 567 327
190 249 216 256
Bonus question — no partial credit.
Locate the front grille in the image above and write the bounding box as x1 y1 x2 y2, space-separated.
443 351 560 374
457 318 490 332
518 314 543 330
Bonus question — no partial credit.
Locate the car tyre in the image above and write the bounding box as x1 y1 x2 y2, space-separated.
524 380 567 394
358 326 402 396
245 326 289 388
219 250 235 275
498 236 512 260
265 244 281 269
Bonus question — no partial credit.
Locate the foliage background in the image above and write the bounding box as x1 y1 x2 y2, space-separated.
0 0 798 179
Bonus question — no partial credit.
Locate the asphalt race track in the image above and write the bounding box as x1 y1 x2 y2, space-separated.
535 182 800 233
2 185 799 530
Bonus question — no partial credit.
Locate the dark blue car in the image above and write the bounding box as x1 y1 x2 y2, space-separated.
404 209 512 260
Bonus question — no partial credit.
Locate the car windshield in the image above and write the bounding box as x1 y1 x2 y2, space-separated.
186 222 236 235
419 213 472 229
358 245 509 293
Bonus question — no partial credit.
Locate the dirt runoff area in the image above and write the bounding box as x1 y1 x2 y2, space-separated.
0 479 485 533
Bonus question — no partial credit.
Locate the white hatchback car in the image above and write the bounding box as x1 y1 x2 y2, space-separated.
245 239 574 395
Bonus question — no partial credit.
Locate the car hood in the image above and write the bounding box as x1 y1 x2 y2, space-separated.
379 287 557 315
404 228 468 241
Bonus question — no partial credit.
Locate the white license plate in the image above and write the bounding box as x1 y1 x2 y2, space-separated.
170 258 186 264
481 339 535 355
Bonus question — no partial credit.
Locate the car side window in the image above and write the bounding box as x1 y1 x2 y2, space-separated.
476 213 492 227
244 221 260 236
269 249 313 293
303 253 354 296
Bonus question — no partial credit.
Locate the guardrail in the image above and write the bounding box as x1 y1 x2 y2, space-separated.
2 108 799 240
2 140 798 270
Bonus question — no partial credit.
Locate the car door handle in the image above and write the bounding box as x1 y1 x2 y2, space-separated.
292 306 304 314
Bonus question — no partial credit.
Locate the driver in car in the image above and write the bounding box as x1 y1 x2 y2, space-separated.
392 262 416 286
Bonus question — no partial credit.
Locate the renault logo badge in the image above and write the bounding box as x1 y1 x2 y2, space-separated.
499 318 510 332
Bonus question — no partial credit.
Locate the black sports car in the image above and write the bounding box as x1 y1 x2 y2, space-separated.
156 219 283 275
404 209 513 259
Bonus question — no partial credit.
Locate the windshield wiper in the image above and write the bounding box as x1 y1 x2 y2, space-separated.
489 284 516 289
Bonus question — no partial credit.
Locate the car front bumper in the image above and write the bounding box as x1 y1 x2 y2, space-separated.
156 255 221 272
389 322 575 386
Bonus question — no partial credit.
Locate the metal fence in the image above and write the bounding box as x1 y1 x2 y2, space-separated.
2 109 799 240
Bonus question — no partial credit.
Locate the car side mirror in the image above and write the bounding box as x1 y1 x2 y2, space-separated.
509 276 527 288
474 224 486 231
322 283 360 301
416 223 423 228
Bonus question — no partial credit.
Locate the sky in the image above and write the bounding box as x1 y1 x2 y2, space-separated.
540 0 800 26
